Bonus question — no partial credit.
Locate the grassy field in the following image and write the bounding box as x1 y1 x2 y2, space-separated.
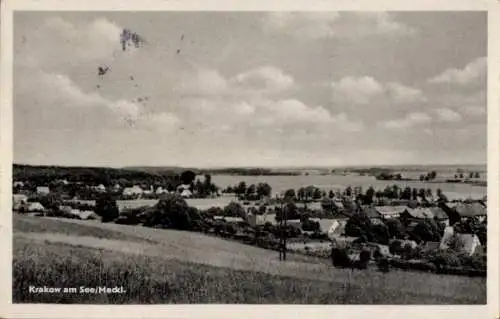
13 215 486 304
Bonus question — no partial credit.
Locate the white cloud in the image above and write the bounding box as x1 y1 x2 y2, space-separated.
264 12 415 39
462 105 486 116
386 82 427 103
331 76 424 105
434 108 462 122
381 112 431 129
178 68 229 95
231 66 294 93
18 16 123 69
428 57 486 85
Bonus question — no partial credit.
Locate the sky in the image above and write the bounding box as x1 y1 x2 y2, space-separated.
13 11 487 168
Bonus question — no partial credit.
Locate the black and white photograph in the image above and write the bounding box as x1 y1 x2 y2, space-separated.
1 1 499 317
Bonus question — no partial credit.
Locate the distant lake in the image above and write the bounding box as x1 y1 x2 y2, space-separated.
210 174 486 200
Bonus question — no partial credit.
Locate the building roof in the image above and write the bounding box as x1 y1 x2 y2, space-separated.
362 207 382 219
454 203 486 217
429 207 448 220
36 186 50 193
26 202 45 212
375 205 408 216
405 207 435 219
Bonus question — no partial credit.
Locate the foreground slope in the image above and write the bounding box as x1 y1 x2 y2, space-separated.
13 215 486 304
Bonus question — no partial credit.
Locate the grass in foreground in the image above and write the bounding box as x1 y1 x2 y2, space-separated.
13 236 486 304
13 216 156 244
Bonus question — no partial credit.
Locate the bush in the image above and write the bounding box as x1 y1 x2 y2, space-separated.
331 248 352 268
95 194 119 223
428 251 462 268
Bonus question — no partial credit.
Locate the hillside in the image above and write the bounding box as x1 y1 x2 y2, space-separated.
13 215 486 304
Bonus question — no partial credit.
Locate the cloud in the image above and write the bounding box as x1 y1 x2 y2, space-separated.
386 82 427 104
16 70 183 131
331 76 424 105
178 68 229 95
17 16 123 69
428 57 486 85
380 112 431 129
232 66 294 93
434 108 462 122
178 66 294 97
263 12 415 39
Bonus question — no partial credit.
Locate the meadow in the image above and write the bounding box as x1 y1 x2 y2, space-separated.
13 215 486 304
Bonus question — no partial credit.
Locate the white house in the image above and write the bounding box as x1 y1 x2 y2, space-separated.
123 185 144 197
25 202 45 212
13 194 29 210
36 186 50 195
180 189 193 198
156 187 167 195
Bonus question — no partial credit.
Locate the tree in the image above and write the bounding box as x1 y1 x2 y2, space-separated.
419 174 425 181
297 187 305 201
429 171 437 180
246 184 256 197
95 194 119 223
345 186 353 197
312 188 322 200
474 172 480 179
386 218 405 239
256 183 272 199
425 188 433 199
223 201 246 219
364 187 375 205
345 212 373 240
235 181 247 196
284 189 296 199
328 190 335 199
412 188 418 201
180 170 196 185
401 187 412 200
151 194 192 230
469 172 474 179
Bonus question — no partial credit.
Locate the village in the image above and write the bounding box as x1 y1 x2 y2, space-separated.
12 166 487 278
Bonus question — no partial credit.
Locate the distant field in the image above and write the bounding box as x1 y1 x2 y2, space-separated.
13 215 486 304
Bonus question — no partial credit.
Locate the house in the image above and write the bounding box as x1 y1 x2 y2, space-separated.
327 219 347 239
180 189 193 198
375 205 408 219
122 185 144 197
439 226 481 256
361 207 383 224
156 187 167 195
441 202 487 225
13 194 28 210
214 216 245 223
24 202 45 212
36 186 50 195
13 181 25 188
400 207 436 221
94 184 106 193
331 236 358 249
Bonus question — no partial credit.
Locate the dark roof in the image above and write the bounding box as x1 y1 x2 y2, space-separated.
455 203 486 217
429 207 448 220
362 207 382 219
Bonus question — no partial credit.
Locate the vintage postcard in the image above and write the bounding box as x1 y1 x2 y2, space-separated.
0 0 499 318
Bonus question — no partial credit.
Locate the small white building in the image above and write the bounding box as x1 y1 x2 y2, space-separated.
180 189 193 198
123 185 144 197
13 194 29 210
36 186 50 195
25 202 45 212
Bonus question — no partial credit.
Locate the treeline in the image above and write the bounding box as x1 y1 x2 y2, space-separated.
14 164 179 187
206 168 300 176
